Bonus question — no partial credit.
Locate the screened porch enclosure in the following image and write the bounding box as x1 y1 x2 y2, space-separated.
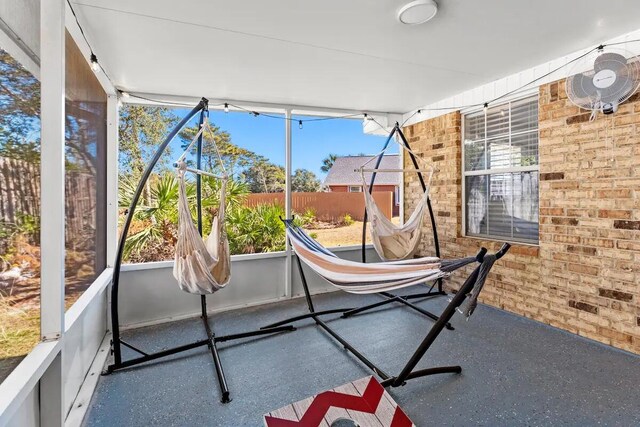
1 1 640 426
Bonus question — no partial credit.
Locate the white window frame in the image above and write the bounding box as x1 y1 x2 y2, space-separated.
0 3 119 424
348 185 362 193
394 186 400 206
461 93 540 245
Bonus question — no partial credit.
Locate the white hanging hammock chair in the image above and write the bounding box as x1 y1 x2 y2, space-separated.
172 119 231 294
360 135 434 261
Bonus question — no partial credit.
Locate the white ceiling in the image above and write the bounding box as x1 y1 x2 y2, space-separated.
71 0 640 113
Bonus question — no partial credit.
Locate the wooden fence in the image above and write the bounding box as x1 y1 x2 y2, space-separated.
243 191 393 222
0 157 96 247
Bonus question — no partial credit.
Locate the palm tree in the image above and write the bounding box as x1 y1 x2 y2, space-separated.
320 154 338 173
121 173 182 260
119 172 249 261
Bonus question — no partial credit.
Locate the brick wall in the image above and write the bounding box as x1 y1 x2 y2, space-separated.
404 81 640 354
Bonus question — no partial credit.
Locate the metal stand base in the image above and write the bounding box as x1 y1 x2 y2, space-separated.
260 302 460 388
261 252 469 390
341 289 454 330
104 297 294 403
261 307 353 330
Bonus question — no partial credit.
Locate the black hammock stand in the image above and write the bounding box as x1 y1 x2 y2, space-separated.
104 98 294 403
261 123 451 329
262 219 511 388
260 122 512 389
340 123 451 328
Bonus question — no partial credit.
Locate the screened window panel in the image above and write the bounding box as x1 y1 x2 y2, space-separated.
291 114 395 247
64 31 107 307
0 47 41 384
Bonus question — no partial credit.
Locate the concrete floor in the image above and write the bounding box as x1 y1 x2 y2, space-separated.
84 291 640 426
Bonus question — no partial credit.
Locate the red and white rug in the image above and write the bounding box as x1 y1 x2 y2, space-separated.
264 376 415 427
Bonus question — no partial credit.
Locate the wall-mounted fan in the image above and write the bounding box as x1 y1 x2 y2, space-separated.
566 46 640 116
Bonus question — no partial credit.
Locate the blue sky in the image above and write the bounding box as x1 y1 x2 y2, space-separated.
172 108 397 179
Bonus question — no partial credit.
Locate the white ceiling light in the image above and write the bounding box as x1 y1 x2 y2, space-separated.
397 0 438 25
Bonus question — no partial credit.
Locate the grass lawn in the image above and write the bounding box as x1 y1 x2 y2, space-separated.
313 220 372 247
312 217 400 248
0 277 89 383
0 303 39 381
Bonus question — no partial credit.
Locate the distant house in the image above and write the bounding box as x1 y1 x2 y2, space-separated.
323 154 400 216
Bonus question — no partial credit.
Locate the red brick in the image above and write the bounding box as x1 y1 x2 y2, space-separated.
597 189 632 198
566 113 592 125
598 210 632 219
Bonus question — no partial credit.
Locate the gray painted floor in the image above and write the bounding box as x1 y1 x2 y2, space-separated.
84 292 640 426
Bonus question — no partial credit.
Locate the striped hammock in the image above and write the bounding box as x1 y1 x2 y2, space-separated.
285 220 477 294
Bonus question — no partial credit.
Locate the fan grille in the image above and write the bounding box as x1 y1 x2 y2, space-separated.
566 47 640 111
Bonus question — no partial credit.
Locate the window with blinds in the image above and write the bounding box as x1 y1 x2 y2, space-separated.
462 95 539 244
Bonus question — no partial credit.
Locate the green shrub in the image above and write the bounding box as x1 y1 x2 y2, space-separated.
226 203 287 254
16 214 40 237
341 213 354 226
121 172 250 262
301 207 316 226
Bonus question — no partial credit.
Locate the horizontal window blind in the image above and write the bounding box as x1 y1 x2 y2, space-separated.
463 95 539 244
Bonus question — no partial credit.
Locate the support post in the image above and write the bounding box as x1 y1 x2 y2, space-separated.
39 0 65 424
106 95 119 267
284 109 293 298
